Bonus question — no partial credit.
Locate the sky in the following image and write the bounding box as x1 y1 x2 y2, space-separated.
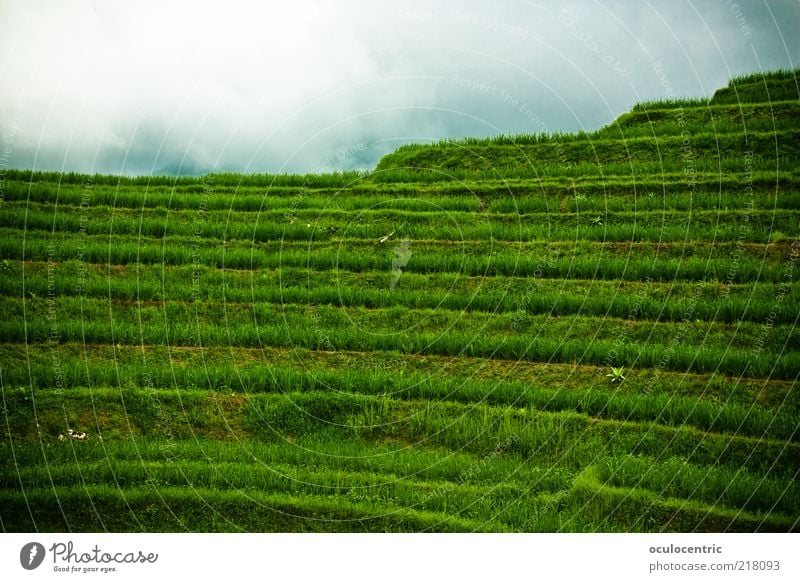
0 0 798 175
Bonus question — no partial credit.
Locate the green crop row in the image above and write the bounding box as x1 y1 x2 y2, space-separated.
568 466 795 532
0 485 514 532
4 295 797 378
5 175 797 214
6 436 794 518
8 259 798 324
609 101 800 133
711 77 800 105
6 340 795 407
4 340 796 407
3 230 792 283
5 387 796 477
6 203 797 245
376 130 800 173
3 449 793 531
0 168 366 188
595 455 799 516
402 101 800 145
3 345 796 439
9 294 796 359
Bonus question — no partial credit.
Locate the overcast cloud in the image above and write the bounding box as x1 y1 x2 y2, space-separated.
0 0 798 175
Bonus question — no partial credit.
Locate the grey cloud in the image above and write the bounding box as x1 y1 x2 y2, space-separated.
0 0 797 175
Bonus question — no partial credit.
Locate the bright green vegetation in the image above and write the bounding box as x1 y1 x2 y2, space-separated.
377 68 800 174
1 71 798 532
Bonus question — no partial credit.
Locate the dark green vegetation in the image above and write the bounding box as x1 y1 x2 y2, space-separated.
1 71 798 532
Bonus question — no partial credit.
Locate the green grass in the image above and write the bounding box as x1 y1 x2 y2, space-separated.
375 129 800 173
711 75 800 105
3 345 797 440
3 291 797 377
8 259 800 324
3 230 793 286
6 201 799 245
1 68 798 533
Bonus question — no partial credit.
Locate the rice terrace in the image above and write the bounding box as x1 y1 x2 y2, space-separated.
1 69 798 533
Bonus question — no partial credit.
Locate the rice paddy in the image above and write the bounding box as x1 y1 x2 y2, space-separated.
1 70 798 532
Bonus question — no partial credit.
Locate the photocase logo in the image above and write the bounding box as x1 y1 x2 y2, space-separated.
20 542 46 570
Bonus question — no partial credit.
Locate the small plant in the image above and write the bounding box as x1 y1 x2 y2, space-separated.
1 259 14 273
768 231 785 244
590 215 604 227
607 366 626 383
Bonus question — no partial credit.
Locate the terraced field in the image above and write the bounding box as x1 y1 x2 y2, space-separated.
1 70 798 532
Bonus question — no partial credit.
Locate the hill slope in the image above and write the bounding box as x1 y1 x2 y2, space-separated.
1 70 798 533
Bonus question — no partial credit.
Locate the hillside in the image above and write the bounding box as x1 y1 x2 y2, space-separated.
1 70 798 532
376 68 800 175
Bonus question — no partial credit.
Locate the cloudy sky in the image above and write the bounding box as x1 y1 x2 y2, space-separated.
0 0 797 175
